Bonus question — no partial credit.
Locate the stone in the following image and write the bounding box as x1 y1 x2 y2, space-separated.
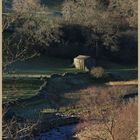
74 55 95 71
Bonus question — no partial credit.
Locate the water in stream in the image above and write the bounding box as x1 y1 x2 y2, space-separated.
34 124 76 140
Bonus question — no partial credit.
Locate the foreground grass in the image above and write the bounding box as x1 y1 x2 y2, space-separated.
3 78 43 101
3 70 138 139
3 56 137 101
3 56 138 121
10 84 138 120
3 83 138 139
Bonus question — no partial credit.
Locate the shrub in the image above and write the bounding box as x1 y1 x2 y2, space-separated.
75 93 138 140
90 67 105 78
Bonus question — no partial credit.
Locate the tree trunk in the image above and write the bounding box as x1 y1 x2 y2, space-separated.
95 41 99 65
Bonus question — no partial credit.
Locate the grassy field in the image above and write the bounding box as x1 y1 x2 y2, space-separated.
3 55 137 101
4 55 138 78
4 55 81 76
3 56 138 139
3 1 138 138
3 56 81 101
3 78 43 102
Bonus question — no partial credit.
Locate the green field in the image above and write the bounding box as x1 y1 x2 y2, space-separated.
3 56 81 101
3 55 137 101
3 55 138 138
3 78 43 102
4 55 81 75
4 55 137 77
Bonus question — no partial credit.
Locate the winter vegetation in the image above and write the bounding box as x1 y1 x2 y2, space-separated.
2 0 138 139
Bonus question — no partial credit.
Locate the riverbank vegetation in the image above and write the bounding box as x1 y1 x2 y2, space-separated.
2 0 138 139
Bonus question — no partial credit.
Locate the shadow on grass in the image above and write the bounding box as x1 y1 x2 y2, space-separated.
4 71 138 121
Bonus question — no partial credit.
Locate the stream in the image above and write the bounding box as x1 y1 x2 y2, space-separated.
32 92 138 140
34 124 76 140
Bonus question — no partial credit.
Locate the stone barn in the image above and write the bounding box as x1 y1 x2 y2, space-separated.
74 55 95 71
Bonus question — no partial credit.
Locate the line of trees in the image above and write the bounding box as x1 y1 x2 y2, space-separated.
3 0 61 71
61 0 137 61
3 0 138 70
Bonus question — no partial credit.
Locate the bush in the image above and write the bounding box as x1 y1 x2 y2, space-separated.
90 67 105 78
74 86 138 140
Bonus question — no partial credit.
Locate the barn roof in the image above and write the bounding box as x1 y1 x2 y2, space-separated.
74 55 91 59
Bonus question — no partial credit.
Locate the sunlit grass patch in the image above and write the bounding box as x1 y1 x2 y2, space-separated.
106 80 138 86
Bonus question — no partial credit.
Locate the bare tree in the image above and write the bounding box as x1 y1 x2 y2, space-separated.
62 0 137 60
108 0 138 28
75 89 138 140
3 112 38 139
3 0 60 72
